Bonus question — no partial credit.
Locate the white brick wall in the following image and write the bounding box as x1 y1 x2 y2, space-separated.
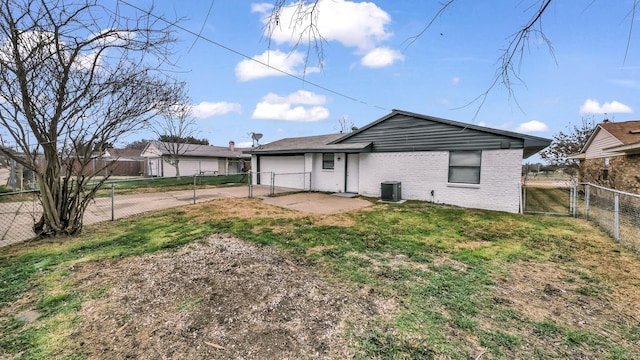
310 153 345 192
252 149 524 213
358 150 523 213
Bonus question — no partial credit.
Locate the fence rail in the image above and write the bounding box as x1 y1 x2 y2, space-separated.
523 179 640 252
578 183 640 252
248 171 311 198
0 174 255 247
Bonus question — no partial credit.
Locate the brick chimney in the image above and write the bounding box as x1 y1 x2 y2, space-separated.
229 141 235 152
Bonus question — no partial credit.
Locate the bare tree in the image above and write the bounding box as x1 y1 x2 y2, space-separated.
539 117 597 169
0 0 186 238
148 102 198 179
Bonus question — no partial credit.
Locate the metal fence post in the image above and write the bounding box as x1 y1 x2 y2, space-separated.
248 172 253 198
584 184 590 220
193 175 197 204
568 186 573 216
111 183 115 221
614 192 620 242
571 185 578 217
271 172 275 196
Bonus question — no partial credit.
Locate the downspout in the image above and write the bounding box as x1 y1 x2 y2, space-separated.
256 155 261 184
344 153 348 193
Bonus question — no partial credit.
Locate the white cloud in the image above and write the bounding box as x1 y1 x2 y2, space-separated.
263 89 326 105
515 120 550 133
252 90 329 121
235 49 320 81
361 47 404 68
435 98 450 106
252 0 400 68
191 101 241 119
254 0 391 51
236 141 254 148
579 99 633 115
451 76 460 85
610 79 640 89
250 3 273 14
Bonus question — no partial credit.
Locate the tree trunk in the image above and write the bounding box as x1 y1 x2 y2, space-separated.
33 170 87 237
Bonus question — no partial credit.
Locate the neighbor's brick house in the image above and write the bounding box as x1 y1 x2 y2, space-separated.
571 120 640 194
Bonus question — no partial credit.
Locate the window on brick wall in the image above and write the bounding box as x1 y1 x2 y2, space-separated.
448 150 481 184
602 157 609 181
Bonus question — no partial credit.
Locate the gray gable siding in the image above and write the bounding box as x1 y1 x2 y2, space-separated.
338 114 524 152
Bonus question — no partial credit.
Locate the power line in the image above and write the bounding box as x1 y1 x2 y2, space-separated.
119 0 388 111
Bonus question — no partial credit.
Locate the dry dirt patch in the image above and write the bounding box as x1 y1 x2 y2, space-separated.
72 235 388 360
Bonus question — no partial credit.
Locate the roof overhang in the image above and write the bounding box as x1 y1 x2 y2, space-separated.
523 138 553 159
603 141 640 155
244 142 372 155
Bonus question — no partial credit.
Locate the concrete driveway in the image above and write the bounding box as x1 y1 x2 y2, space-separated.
262 192 372 214
0 186 372 247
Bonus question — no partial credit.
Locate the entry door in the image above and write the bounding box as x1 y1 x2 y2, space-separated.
346 154 359 193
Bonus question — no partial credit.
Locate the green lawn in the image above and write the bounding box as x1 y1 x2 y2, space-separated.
524 187 572 214
1 198 638 359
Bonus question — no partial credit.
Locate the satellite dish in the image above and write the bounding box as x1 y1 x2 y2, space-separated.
250 132 263 147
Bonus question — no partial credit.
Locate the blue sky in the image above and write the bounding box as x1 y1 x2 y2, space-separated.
119 1 640 161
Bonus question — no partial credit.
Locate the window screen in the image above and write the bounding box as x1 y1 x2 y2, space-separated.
448 151 481 184
322 153 335 170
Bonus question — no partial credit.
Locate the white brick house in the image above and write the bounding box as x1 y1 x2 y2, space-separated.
142 141 250 177
245 110 551 213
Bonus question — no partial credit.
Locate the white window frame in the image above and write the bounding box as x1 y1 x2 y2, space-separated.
448 150 481 184
322 153 335 170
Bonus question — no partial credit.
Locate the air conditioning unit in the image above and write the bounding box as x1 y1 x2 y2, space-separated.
381 181 402 202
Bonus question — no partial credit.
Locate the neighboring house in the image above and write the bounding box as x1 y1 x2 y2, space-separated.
141 141 250 177
570 120 640 194
101 148 145 176
64 148 144 177
245 109 551 213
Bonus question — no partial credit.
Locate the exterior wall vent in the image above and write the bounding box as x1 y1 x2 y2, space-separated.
381 181 402 202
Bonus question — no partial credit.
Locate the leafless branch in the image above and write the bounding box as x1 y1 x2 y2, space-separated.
0 0 185 237
263 0 325 75
403 0 455 50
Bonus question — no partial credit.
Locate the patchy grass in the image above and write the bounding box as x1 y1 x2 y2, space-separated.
524 187 572 214
0 198 639 359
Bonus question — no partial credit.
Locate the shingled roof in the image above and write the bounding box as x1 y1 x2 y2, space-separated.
243 134 373 155
599 120 640 145
147 141 250 158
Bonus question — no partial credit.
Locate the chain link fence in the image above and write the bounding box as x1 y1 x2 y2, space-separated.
248 172 311 198
0 190 41 245
0 174 257 247
1 172 315 247
523 175 640 252
578 183 640 252
522 176 578 216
